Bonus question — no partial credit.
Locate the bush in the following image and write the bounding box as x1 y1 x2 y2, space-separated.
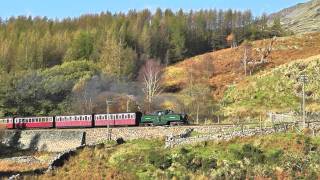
233 144 265 164
266 149 283 164
148 151 172 170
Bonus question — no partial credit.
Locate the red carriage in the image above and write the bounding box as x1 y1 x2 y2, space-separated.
94 113 136 127
14 116 54 129
55 115 92 128
0 118 14 129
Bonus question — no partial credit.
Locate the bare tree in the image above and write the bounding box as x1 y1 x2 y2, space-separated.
139 59 163 112
242 40 253 76
256 36 276 63
241 37 276 76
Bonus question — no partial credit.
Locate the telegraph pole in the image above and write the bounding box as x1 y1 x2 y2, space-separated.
299 74 308 128
106 98 113 140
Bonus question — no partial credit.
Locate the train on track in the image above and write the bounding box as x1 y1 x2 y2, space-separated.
0 110 188 129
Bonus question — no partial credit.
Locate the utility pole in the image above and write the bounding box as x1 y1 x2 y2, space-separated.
299 74 308 128
106 98 113 140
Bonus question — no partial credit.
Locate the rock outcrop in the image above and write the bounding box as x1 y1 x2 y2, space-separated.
269 0 320 34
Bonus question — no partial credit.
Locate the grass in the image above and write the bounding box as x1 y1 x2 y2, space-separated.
23 132 320 179
0 161 48 173
222 55 320 117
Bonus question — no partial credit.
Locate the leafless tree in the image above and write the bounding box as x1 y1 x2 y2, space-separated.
255 36 276 63
139 59 163 112
242 40 253 76
242 37 276 76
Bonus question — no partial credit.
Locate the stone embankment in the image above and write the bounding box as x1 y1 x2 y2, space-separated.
1 130 85 152
165 127 289 148
83 125 235 143
2 122 320 152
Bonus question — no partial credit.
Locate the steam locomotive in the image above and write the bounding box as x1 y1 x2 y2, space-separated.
0 110 188 129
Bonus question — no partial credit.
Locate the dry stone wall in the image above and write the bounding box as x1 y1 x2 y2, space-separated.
0 130 85 152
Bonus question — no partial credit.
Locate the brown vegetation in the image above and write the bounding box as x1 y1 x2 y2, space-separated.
163 32 320 100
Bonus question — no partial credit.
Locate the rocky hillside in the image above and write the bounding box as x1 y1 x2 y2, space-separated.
269 0 320 34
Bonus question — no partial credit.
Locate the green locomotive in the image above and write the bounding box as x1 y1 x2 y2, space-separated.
140 110 188 126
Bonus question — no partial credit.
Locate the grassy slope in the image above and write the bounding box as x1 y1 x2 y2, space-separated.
223 55 320 116
163 32 320 100
29 133 320 179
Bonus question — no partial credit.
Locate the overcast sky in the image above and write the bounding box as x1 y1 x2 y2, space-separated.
0 0 308 19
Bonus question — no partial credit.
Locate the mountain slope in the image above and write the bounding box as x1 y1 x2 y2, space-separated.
223 54 320 116
163 32 320 100
269 0 320 34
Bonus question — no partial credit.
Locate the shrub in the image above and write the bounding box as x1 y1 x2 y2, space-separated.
266 149 284 164
233 144 265 164
148 151 172 170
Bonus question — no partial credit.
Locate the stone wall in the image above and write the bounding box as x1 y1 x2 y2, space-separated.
165 127 288 148
2 122 319 152
0 130 85 152
82 125 236 143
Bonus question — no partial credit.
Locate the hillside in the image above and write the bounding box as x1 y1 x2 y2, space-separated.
223 55 320 116
269 0 320 34
163 32 320 102
28 134 320 179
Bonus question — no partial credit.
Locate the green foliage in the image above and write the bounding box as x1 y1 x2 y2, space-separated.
233 144 265 164
0 10 289 116
0 9 287 74
223 57 320 117
0 60 98 116
30 133 320 179
64 31 95 61
147 151 172 170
